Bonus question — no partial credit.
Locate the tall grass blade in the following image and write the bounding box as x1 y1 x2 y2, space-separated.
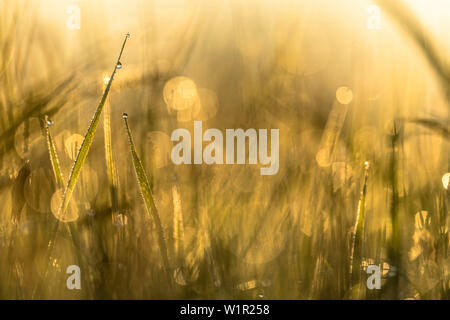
350 161 370 299
122 113 171 279
35 116 82 298
32 34 129 298
41 116 64 188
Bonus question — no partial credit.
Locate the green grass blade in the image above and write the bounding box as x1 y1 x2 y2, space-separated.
122 113 171 278
42 115 64 188
103 83 120 213
33 34 129 298
57 34 129 221
350 161 370 299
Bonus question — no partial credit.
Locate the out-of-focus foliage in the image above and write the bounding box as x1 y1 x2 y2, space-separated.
0 0 448 299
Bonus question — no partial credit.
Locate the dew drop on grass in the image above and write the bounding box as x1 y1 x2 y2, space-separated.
47 119 53 126
122 113 128 119
116 61 123 69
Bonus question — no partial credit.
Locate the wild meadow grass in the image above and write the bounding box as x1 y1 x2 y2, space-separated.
350 161 369 299
57 34 130 221
123 113 171 281
0 0 448 299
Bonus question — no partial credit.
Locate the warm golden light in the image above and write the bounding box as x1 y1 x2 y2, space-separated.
0 0 448 301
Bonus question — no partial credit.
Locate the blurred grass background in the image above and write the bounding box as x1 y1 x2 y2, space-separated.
0 0 448 299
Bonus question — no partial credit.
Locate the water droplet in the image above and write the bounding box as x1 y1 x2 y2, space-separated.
47 119 53 126
116 61 123 69
104 77 110 85
122 113 128 119
126 32 130 39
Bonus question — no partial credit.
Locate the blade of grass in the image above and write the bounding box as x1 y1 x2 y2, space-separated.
349 161 370 299
32 34 129 298
42 116 64 188
122 113 171 280
57 33 129 221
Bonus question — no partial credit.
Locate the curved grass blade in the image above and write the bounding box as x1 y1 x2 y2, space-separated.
349 161 370 299
376 0 450 99
0 74 76 159
122 113 171 279
32 34 129 298
57 34 129 221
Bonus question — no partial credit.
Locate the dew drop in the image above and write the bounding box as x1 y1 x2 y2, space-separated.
116 61 123 69
104 77 110 85
47 119 53 127
122 113 128 119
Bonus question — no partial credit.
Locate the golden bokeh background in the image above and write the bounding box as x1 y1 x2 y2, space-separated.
0 0 448 299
